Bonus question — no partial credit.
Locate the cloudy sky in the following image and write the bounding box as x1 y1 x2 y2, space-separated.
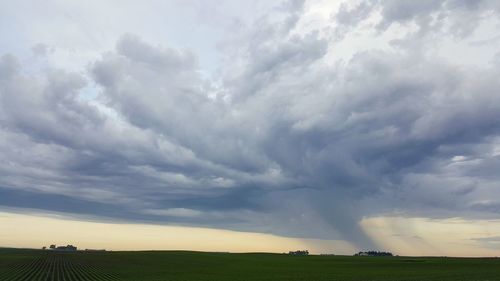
1 0 500 256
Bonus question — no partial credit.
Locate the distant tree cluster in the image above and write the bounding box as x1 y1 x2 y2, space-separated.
288 250 309 256
43 244 77 251
354 251 393 257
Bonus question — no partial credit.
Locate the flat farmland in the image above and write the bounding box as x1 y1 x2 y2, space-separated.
1 249 500 281
0 249 118 281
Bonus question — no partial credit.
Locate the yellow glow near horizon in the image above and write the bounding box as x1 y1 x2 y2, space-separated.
3 211 500 256
0 211 354 254
361 216 500 257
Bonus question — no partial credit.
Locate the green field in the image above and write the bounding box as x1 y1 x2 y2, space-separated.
1 249 500 281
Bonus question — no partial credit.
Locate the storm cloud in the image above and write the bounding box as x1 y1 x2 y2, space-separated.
1 0 500 250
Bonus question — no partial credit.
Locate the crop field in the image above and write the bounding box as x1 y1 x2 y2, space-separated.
0 250 118 281
1 249 500 281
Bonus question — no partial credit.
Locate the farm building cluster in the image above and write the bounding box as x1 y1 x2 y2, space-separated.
354 251 393 257
288 250 309 256
42 244 77 251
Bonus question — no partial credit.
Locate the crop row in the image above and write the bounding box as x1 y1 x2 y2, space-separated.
0 253 118 281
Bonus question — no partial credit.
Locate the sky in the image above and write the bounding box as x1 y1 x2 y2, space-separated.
1 0 500 256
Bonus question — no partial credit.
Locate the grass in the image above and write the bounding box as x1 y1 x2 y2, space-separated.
1 248 500 280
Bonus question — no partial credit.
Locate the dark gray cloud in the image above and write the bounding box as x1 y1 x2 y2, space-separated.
1 0 500 250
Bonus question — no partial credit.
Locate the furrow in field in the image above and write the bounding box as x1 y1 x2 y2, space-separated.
60 257 71 281
81 260 109 281
1 257 40 281
17 256 45 281
58 255 66 281
80 262 116 281
34 255 50 281
57 255 63 281
71 259 96 281
1 253 122 281
31 254 48 281
0 258 30 280
47 255 58 281
13 257 39 281
46 254 55 281
50 255 57 281
60 255 69 281
94 263 120 281
74 261 101 281
66 257 79 281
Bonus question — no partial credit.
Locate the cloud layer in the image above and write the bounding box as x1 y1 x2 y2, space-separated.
1 0 500 249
